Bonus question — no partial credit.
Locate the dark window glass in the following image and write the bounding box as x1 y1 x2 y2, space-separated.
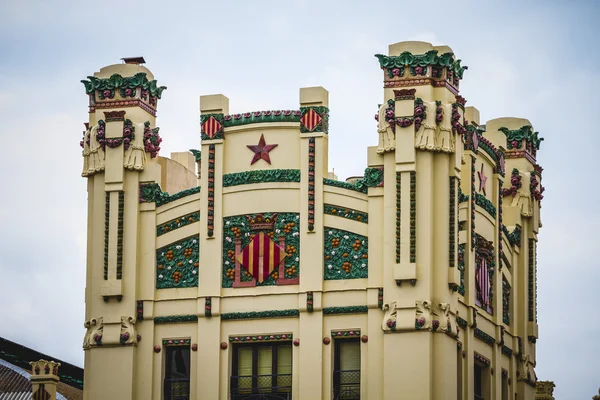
231 342 292 400
474 364 483 400
333 338 360 400
164 345 190 400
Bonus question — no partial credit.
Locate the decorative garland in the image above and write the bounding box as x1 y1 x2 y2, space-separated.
458 185 469 203
154 315 197 324
374 99 396 134
413 98 425 131
457 244 465 296
435 101 444 124
508 225 522 247
224 110 301 127
308 138 315 231
471 157 476 249
323 204 368 224
498 179 504 271
104 192 109 280
456 316 467 329
156 235 199 289
363 167 384 187
323 306 368 315
96 120 106 150
396 172 401 263
81 72 166 99
410 172 416 263
139 183 161 203
207 144 215 237
374 50 468 82
307 292 314 312
474 192 497 219
474 352 491 367
229 333 292 343
499 125 543 153
474 328 495 347
503 278 511 325
163 339 191 346
123 119 135 150
143 121 162 158
378 288 384 309
205 297 212 317
117 191 124 279
502 168 522 197
158 186 201 207
478 137 504 176
530 172 544 201
323 178 367 194
139 184 200 207
502 345 513 357
136 301 144 321
221 309 300 320
463 123 479 153
223 169 301 187
324 227 368 280
449 177 457 269
189 149 201 162
331 330 361 338
528 239 535 322
157 212 200 236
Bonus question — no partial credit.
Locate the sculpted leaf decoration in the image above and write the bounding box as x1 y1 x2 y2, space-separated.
436 52 455 67
80 72 167 98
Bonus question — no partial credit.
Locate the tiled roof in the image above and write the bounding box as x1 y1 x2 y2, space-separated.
0 336 83 398
0 362 29 393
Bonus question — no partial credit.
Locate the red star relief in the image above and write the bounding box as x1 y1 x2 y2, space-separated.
247 134 278 165
478 163 487 195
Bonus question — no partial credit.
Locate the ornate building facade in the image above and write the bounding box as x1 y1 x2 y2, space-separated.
79 41 545 399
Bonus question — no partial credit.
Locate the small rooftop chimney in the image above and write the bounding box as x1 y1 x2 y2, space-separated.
121 57 146 65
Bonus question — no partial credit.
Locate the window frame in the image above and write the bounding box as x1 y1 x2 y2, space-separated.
332 337 361 400
230 341 293 397
163 343 191 400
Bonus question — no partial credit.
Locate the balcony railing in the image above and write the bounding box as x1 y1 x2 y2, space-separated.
333 370 360 400
164 378 190 400
230 374 292 400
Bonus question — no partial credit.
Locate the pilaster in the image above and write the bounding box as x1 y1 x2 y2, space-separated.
197 94 229 399
298 87 328 399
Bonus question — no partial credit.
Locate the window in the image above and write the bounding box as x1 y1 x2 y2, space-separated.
457 348 463 399
474 364 483 400
333 338 360 400
474 358 491 400
164 344 191 400
502 371 508 400
231 342 292 400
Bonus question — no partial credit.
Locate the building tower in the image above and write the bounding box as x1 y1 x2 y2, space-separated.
80 57 170 399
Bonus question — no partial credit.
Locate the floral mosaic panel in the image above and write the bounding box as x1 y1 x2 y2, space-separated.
324 227 368 280
222 213 300 288
156 236 199 289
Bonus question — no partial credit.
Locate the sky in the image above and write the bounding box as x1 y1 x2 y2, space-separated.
0 0 598 397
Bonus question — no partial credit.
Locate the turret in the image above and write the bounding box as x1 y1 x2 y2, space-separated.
79 57 166 398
